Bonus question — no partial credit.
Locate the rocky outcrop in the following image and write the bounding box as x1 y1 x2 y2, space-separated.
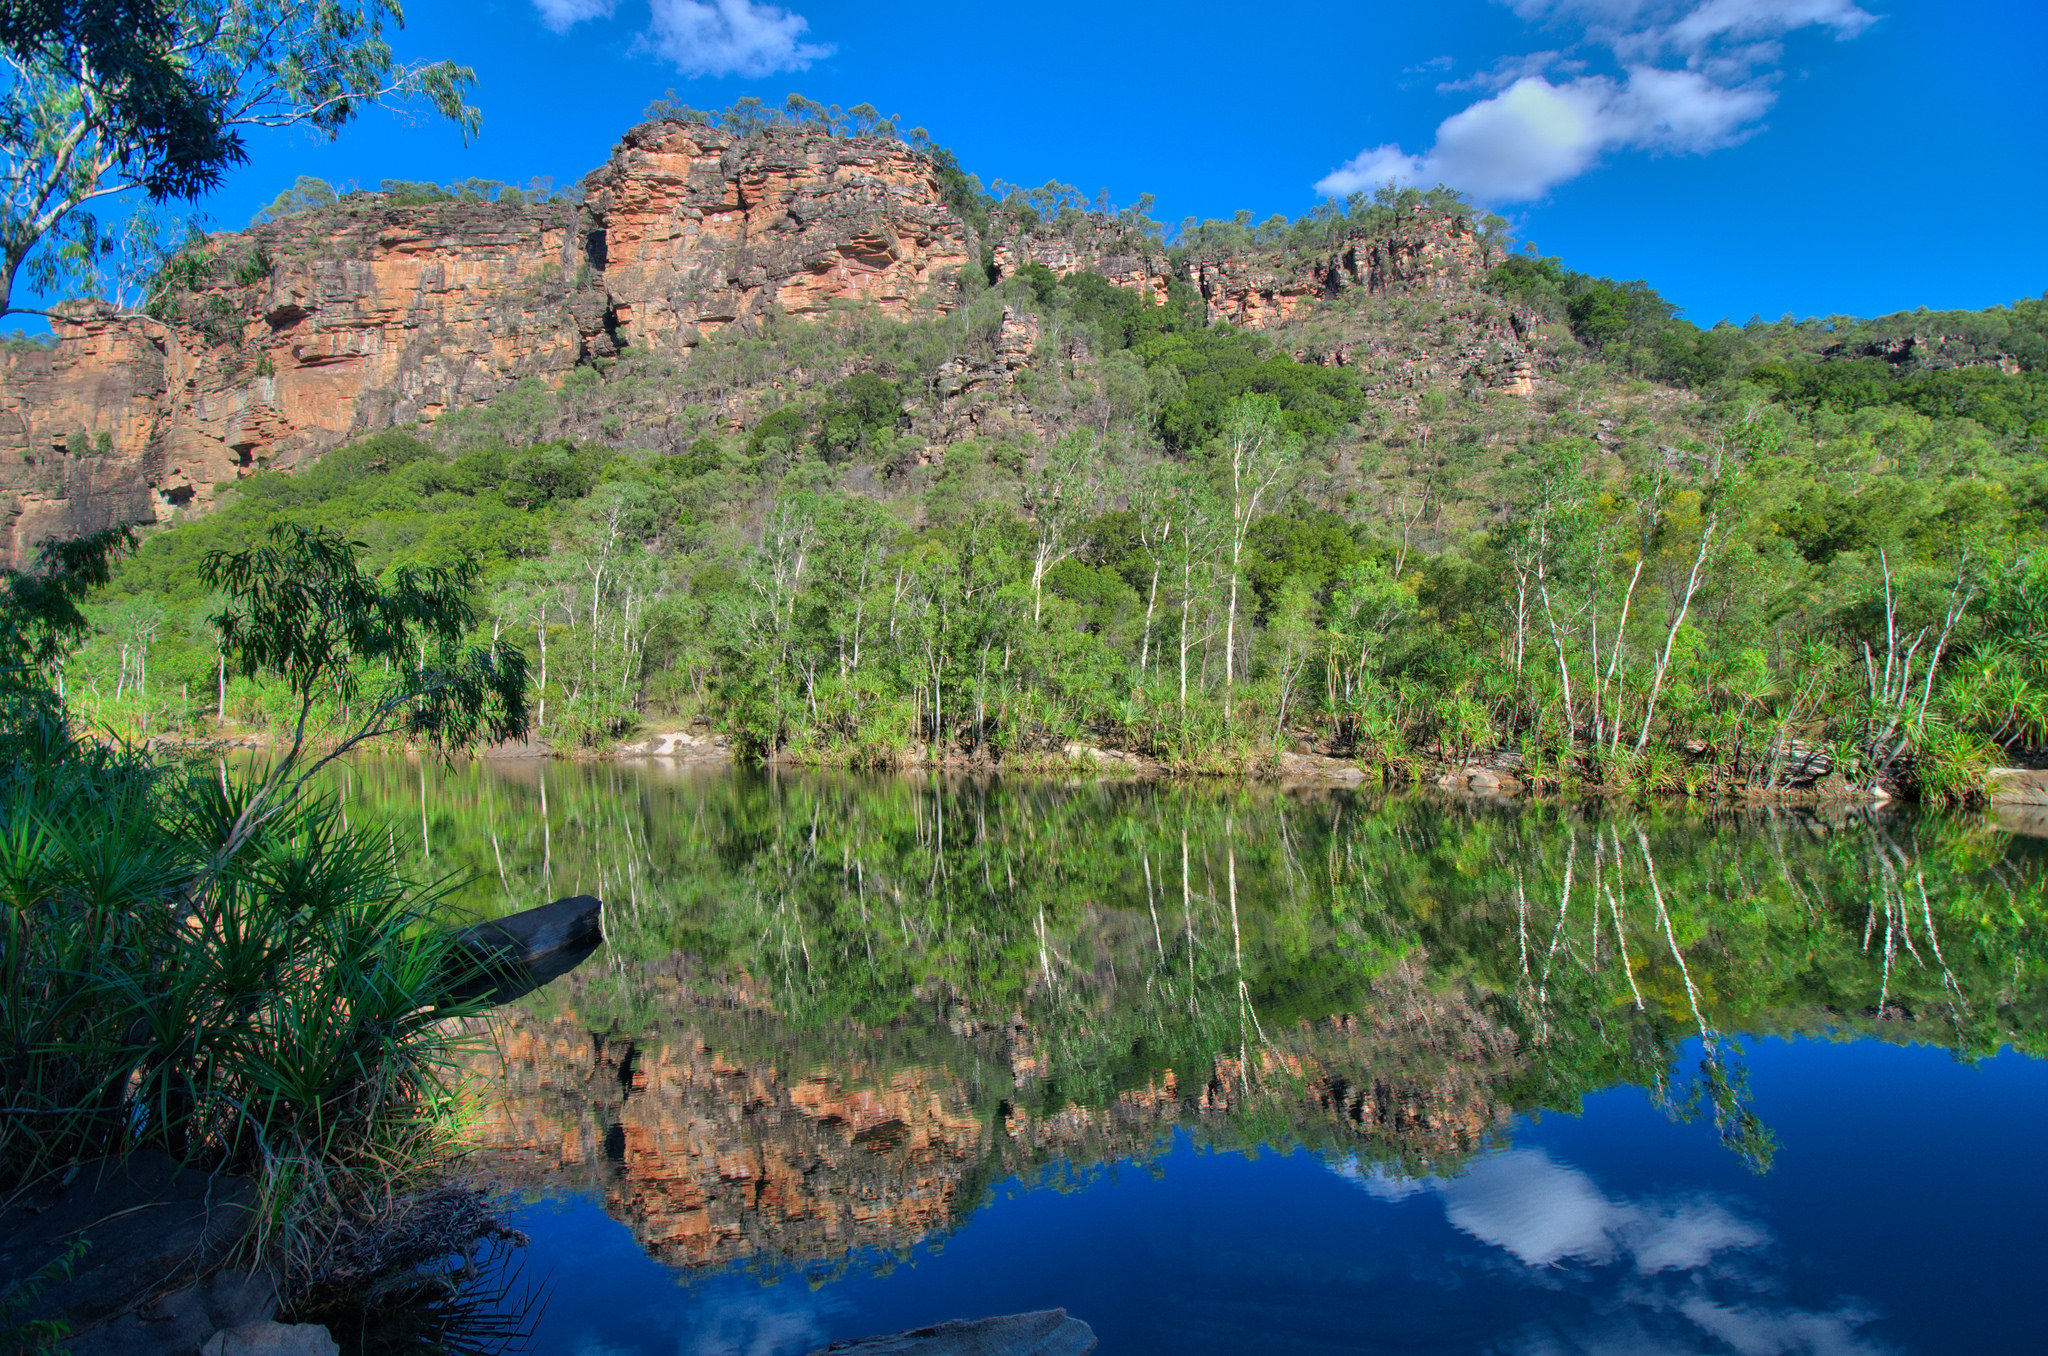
1185 218 1494 328
0 122 980 565
1 194 606 561
0 124 1529 564
587 122 974 348
996 210 1498 330
0 316 172 564
992 217 1172 306
1823 331 2024 374
989 210 1540 399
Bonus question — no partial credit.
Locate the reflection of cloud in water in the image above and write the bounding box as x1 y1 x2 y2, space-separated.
1341 1150 1892 1355
682 1290 833 1356
566 1287 832 1356
1438 1149 1764 1271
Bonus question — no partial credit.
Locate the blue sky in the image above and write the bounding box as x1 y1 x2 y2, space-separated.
201 0 2043 326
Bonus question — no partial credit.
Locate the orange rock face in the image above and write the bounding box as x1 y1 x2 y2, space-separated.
586 123 974 348
0 122 1527 564
995 210 1497 331
0 122 977 565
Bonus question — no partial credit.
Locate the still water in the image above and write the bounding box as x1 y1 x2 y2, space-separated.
335 758 2048 1355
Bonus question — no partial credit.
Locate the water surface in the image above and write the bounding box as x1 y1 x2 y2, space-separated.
332 759 2048 1354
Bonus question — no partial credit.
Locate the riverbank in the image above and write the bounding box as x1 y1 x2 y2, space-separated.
163 724 1982 806
602 728 1925 807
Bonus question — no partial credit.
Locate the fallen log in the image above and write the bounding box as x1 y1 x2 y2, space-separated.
445 894 603 1005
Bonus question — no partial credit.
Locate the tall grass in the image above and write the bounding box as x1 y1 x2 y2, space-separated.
0 713 488 1280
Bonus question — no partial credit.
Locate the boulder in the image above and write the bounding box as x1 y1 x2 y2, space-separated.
611 730 733 761
1987 768 2048 806
0 1153 256 1340
1277 752 1365 787
810 1309 1097 1356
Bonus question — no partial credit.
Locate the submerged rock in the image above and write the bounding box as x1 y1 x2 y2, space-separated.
809 1310 1097 1355
199 1320 341 1355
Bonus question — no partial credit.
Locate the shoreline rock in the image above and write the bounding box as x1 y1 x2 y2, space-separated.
1988 768 2048 806
808 1309 1097 1355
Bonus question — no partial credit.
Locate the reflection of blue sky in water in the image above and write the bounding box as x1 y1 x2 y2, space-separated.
501 1037 2048 1354
1350 1148 1888 1356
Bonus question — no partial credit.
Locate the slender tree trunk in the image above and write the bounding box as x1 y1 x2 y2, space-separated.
1634 515 1716 755
1603 559 1644 756
1140 562 1160 675
536 622 548 732
1177 557 1195 716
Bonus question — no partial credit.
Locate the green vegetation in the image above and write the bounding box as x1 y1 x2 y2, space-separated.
26 102 2042 800
339 757 2048 1183
251 174 575 223
0 0 480 319
64 278 2046 800
0 526 527 1287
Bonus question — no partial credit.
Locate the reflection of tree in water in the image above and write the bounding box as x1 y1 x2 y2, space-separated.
324 759 2048 1270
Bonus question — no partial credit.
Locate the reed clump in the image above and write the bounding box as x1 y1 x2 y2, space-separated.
0 714 491 1279
0 522 529 1291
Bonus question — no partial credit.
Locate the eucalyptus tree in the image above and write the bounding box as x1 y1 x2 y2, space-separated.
0 0 478 318
1023 430 1108 628
201 523 527 861
1216 394 1296 729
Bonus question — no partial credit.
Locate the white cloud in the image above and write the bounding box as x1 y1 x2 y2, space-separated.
1509 0 1876 53
534 0 831 77
1317 0 1874 202
533 0 616 33
646 0 832 77
1315 144 1429 196
1423 76 1614 201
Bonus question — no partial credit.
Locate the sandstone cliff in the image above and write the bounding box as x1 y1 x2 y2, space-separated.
0 120 1535 564
0 121 980 564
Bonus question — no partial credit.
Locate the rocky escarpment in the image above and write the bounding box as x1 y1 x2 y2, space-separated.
990 215 1173 306
0 121 979 565
993 210 1504 329
586 121 973 347
0 119 1533 565
990 209 1539 397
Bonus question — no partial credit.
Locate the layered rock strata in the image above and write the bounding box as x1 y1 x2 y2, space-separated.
1 121 1530 564
0 122 978 564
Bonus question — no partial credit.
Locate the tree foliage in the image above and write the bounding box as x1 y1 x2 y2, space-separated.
0 0 479 316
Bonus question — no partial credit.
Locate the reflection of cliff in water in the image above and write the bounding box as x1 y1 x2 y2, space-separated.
469 952 1523 1273
320 759 2047 1275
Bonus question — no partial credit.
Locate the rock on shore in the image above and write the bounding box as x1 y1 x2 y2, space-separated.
809 1309 1097 1355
